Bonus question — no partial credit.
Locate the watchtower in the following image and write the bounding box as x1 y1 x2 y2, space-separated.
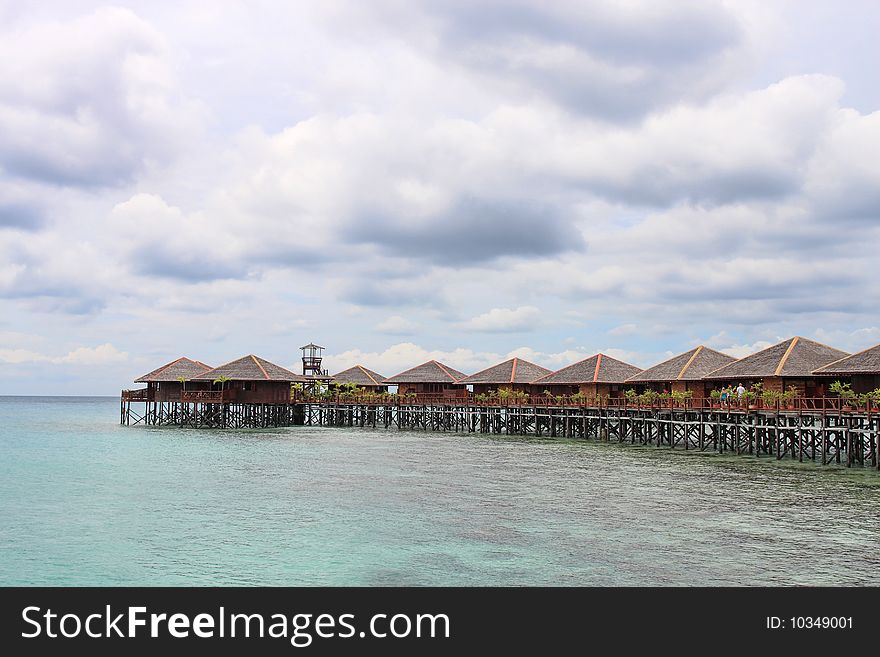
301 343 327 377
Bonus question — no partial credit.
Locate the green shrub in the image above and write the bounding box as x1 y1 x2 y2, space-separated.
830 380 856 402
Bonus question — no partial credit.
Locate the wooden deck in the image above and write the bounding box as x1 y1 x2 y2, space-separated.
296 393 877 414
119 391 880 469
301 399 880 469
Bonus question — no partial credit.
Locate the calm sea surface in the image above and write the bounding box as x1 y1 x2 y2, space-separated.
1 396 878 586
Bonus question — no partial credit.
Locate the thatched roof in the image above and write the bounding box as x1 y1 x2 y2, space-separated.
626 346 735 383
135 357 212 383
534 354 642 385
461 357 551 385
814 343 880 375
704 337 849 380
332 365 387 386
383 360 468 384
193 355 306 382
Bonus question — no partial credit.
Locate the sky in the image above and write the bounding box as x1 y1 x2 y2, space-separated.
1 0 879 394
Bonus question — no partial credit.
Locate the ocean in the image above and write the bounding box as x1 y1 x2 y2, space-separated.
1 396 878 586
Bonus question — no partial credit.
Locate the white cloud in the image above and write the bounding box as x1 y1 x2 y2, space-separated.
0 348 48 364
506 346 587 369
0 2 878 393
608 323 638 336
459 306 541 332
811 327 880 353
375 315 419 335
0 343 128 365
0 7 203 186
58 343 129 365
323 342 502 377
704 331 777 359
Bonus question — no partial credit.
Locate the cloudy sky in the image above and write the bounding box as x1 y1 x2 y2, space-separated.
1 1 879 394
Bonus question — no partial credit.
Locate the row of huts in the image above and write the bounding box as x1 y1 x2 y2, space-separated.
336 337 880 399
129 337 880 403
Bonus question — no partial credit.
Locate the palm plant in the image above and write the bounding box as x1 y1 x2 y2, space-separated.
761 389 782 408
829 380 858 410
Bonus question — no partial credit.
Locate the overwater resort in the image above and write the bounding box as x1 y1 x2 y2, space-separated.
121 338 880 469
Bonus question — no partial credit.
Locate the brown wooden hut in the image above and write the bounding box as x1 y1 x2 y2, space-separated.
331 365 388 393
383 360 468 399
532 354 642 398
625 346 736 398
460 357 551 396
702 337 849 397
134 357 213 402
813 343 880 393
191 354 306 403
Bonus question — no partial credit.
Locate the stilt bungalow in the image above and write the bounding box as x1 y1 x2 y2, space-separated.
625 346 736 398
532 354 642 399
130 357 213 401
331 365 388 393
122 354 306 428
460 357 551 396
813 343 880 393
702 337 849 396
191 354 306 403
383 360 469 399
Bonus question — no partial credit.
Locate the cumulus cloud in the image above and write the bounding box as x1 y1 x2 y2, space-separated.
0 342 128 365
811 327 880 353
58 343 129 365
459 306 541 332
507 345 649 368
1 2 879 393
0 348 47 364
0 181 46 230
608 323 637 336
330 0 747 120
352 196 584 263
0 8 202 187
323 342 502 377
804 108 880 223
110 194 250 282
375 315 419 335
703 331 776 359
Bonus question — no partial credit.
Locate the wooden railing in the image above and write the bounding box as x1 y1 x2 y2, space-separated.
295 393 877 414
121 388 153 401
123 388 877 414
180 389 236 403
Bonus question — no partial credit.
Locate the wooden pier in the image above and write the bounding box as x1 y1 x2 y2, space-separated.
120 394 304 429
120 391 880 469
301 400 880 469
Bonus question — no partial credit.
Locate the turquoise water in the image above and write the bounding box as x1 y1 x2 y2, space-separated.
1 396 878 586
